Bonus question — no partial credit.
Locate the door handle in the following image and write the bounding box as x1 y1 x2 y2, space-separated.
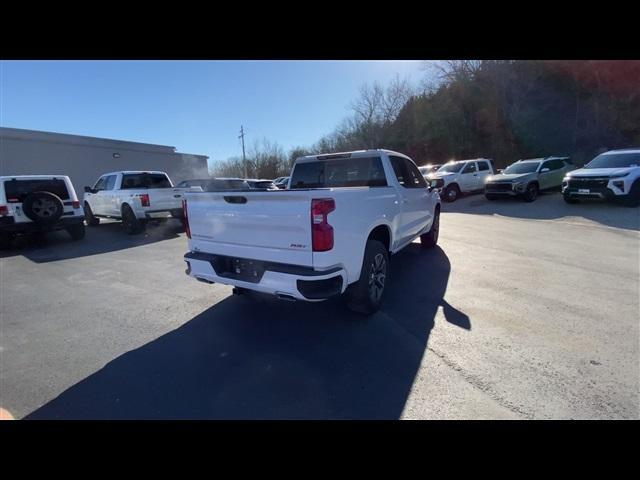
401 199 409 204
473 174 478 176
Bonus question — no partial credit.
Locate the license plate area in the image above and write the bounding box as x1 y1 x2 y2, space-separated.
578 189 590 194
210 255 265 283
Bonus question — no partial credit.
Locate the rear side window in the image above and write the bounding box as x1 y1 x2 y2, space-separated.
290 156 387 189
4 179 70 203
478 161 490 171
121 173 172 189
390 156 427 188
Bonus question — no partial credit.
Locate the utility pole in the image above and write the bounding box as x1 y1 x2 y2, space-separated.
239 125 247 178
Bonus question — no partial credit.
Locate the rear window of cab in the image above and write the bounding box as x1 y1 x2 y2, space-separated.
4 179 70 202
290 156 387 189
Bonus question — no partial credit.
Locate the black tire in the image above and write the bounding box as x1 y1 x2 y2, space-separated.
442 184 460 203
344 240 389 315
122 204 145 235
22 191 64 226
563 193 579 204
523 183 539 202
84 202 100 226
66 222 86 241
0 232 13 250
623 180 640 207
485 194 497 201
420 208 440 248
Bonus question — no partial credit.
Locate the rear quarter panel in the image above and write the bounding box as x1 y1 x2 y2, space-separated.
312 186 401 284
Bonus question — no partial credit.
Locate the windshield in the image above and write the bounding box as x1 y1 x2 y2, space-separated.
503 162 540 174
585 152 640 169
437 162 464 173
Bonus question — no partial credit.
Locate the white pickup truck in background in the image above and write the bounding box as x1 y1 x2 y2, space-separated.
83 171 186 234
183 149 441 314
427 158 495 202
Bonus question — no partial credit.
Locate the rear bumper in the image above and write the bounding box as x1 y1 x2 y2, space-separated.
184 251 347 301
142 208 184 220
0 215 84 233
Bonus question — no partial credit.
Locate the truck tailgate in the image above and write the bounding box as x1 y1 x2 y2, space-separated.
186 190 314 266
147 188 185 210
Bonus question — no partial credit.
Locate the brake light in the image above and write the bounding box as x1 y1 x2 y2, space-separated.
139 194 150 207
0 205 8 216
311 198 335 252
72 200 80 209
182 199 191 239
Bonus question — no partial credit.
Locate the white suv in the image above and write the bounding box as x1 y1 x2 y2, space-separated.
562 149 640 207
0 175 85 249
427 158 495 202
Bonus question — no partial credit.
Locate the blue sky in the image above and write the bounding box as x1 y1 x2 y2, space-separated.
0 61 427 168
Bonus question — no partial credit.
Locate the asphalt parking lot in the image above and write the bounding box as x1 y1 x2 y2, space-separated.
1 192 638 419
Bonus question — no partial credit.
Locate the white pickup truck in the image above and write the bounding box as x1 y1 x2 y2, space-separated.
427 158 495 202
83 171 186 234
183 149 441 314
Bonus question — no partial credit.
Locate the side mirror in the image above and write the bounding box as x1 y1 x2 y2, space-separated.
497 169 504 174
540 168 550 173
84 186 93 193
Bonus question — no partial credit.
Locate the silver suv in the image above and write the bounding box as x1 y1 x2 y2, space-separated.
484 157 575 202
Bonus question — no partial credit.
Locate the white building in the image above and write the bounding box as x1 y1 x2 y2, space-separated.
0 127 209 192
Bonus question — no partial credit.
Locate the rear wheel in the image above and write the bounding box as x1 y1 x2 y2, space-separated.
443 184 460 203
122 204 145 235
344 240 388 315
523 183 539 202
84 202 100 226
420 208 440 248
66 222 86 241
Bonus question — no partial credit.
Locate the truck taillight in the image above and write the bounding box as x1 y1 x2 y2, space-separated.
182 199 191 239
140 193 150 207
311 198 335 252
72 201 80 209
0 205 8 216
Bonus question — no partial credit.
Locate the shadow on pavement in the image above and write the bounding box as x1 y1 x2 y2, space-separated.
26 244 469 419
442 191 640 231
0 219 184 263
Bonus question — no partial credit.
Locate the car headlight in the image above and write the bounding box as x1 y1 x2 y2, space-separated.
610 172 630 178
563 175 571 181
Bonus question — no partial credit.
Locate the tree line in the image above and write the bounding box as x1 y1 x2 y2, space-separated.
211 60 640 177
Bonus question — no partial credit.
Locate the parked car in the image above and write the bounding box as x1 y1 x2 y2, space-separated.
418 164 443 177
246 179 278 190
274 176 290 189
176 178 249 191
562 149 640 206
83 171 185 234
427 158 495 202
0 175 85 248
485 156 574 202
183 149 441 315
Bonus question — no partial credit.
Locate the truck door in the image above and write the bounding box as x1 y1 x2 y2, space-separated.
459 162 478 191
102 174 119 215
389 155 432 247
88 176 108 214
476 160 492 189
